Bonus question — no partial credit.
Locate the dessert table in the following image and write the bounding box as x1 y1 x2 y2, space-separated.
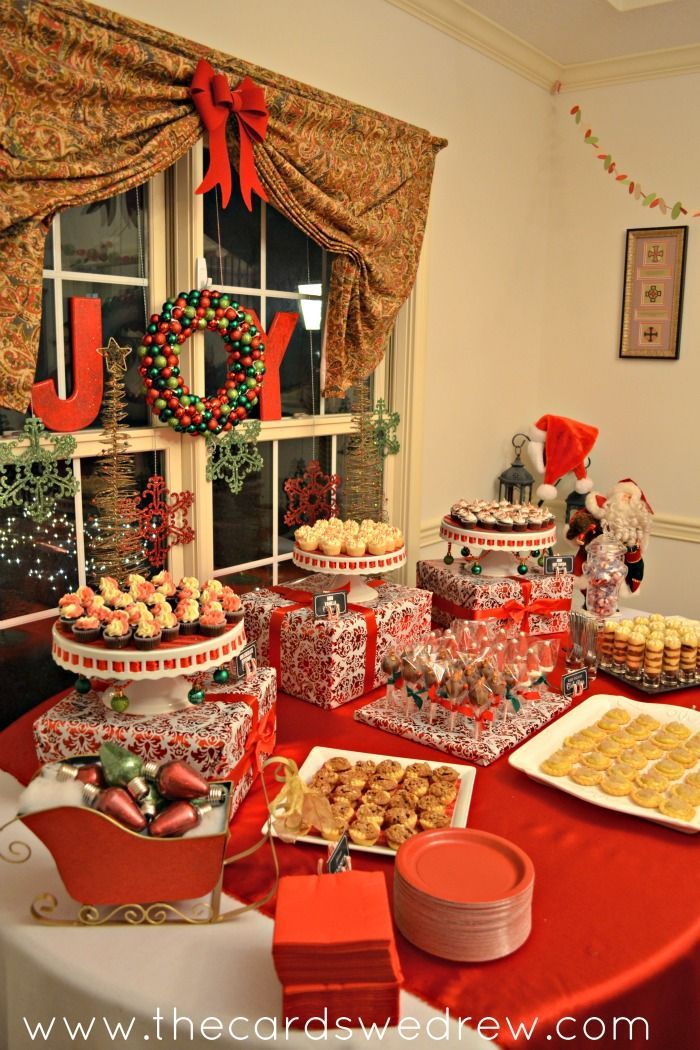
1 666 698 1049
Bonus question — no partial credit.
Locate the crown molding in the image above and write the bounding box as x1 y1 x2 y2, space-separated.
385 0 700 91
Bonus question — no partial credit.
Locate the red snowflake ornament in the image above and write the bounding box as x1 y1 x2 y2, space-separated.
127 475 195 569
283 459 341 528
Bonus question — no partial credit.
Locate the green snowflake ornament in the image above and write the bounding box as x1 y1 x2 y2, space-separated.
370 398 400 458
205 419 264 495
0 417 79 524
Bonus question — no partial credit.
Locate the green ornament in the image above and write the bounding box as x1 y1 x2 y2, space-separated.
461 546 470 558
531 549 540 558
213 667 230 684
100 740 143 780
109 693 130 715
517 562 529 575
444 553 454 566
205 420 264 496
188 687 205 705
75 675 91 695
153 354 167 368
0 417 79 524
538 554 546 567
471 562 482 575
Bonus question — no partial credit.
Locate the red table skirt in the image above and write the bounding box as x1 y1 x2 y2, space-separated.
2 672 699 1050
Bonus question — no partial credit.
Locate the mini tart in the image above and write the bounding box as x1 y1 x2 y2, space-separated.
363 788 392 808
384 806 417 829
309 779 335 797
333 785 363 803
419 810 451 831
540 756 575 777
310 768 339 786
630 786 663 809
600 707 631 726
324 756 352 773
636 739 664 761
568 765 604 786
658 796 696 823
337 770 369 788
580 751 612 771
418 795 446 814
664 721 692 741
391 789 420 809
331 800 355 822
402 776 429 798
354 760 377 775
618 748 648 770
355 803 385 827
375 759 404 781
668 746 697 768
654 758 685 780
320 818 348 842
671 782 700 806
428 781 458 804
369 777 400 793
636 770 669 792
431 764 459 782
599 773 634 797
385 824 416 851
348 820 380 847
405 762 433 779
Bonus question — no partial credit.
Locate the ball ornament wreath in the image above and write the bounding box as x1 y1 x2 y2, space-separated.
137 290 266 435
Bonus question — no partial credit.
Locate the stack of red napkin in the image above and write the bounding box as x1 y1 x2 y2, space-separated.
273 871 403 1029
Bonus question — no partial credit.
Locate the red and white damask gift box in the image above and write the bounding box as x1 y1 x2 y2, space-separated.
33 668 276 822
416 560 573 634
242 574 432 708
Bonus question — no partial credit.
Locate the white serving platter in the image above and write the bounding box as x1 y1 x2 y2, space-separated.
264 746 476 857
508 694 700 834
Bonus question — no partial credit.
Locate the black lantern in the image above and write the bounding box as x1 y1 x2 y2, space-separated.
564 458 592 522
498 434 534 505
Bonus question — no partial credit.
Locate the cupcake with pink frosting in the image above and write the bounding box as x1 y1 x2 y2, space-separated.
221 587 244 624
177 577 201 601
98 576 122 603
153 603 180 641
103 615 132 648
152 570 177 600
199 605 227 637
133 618 162 651
175 597 200 634
72 614 101 642
76 585 96 607
59 601 84 634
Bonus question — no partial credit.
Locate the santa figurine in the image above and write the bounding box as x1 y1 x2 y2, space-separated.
528 414 599 501
585 479 654 594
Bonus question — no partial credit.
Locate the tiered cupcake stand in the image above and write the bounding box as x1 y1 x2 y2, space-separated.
51 620 247 716
440 517 557 576
292 545 407 605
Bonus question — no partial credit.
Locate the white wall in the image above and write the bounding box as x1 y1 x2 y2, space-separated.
543 76 700 615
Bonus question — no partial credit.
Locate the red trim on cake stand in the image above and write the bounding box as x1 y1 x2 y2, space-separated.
292 545 407 605
440 517 558 577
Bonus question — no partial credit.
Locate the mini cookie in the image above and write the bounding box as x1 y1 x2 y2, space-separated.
664 721 691 741
668 747 696 768
363 788 392 808
580 725 608 743
428 781 458 804
610 761 639 780
348 820 380 846
384 806 417 829
658 796 696 823
597 738 623 758
580 751 612 771
684 734 700 756
637 739 664 761
652 731 682 751
405 762 432 778
431 765 460 782
599 773 634 797
540 756 575 777
685 771 700 790
655 758 684 781
622 722 652 741
355 803 385 827
385 824 416 851
402 776 429 798
369 777 400 793
321 818 348 842
618 748 647 770
596 717 621 733
324 756 352 772
568 765 604 786
375 759 404 780
609 729 636 748
331 800 355 822
671 782 700 806
600 707 631 726
630 786 663 809
632 713 660 732
636 770 669 792
564 732 595 752
333 785 363 803
419 810 451 830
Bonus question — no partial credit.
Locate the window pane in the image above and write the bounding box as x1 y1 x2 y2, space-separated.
62 281 149 427
212 441 273 568
267 297 321 418
217 565 274 591
59 185 148 279
44 224 54 268
204 296 261 405
202 150 261 289
80 451 164 581
0 485 77 621
0 620 73 730
266 206 322 292
278 436 335 553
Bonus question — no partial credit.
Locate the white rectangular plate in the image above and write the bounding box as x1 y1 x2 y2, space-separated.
509 694 700 834
264 746 476 857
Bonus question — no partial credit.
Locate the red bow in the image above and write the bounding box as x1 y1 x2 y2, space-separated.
190 59 269 210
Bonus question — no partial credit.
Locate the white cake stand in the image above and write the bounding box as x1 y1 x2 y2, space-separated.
440 517 557 577
51 620 247 716
292 545 407 605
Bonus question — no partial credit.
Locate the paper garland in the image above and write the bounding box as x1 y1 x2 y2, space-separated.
569 104 697 220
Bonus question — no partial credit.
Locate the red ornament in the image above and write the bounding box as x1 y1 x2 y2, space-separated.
95 787 147 832
283 460 341 528
124 475 195 569
149 800 204 838
144 758 209 801
31 298 104 431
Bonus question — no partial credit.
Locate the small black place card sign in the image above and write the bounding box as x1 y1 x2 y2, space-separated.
235 641 257 680
561 667 589 699
544 554 575 576
313 590 348 620
327 833 351 873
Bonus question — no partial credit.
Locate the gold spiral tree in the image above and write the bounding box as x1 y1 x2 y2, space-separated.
341 384 399 522
89 339 147 582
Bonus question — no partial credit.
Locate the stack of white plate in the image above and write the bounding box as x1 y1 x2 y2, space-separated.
393 828 534 962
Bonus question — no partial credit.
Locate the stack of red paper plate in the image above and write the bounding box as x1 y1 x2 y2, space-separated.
394 828 534 962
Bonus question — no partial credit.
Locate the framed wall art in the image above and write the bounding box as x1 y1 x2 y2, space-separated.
619 226 687 359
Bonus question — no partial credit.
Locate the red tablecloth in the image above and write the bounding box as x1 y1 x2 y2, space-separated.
1 672 699 1050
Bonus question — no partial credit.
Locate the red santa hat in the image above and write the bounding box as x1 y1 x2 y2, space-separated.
529 414 599 502
586 479 654 519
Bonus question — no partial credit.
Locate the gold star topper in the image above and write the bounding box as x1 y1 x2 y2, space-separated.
97 337 131 374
